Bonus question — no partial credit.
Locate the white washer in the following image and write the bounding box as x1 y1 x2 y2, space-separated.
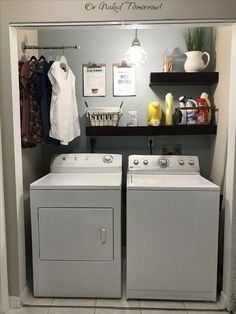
126 155 220 301
30 153 122 298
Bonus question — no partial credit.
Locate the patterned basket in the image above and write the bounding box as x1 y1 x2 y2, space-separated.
86 107 123 126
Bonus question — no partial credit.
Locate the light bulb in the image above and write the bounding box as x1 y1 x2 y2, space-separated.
124 29 147 65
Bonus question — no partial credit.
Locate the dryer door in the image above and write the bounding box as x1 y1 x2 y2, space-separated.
38 207 113 261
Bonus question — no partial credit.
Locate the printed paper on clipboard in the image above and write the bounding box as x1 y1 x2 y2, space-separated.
83 63 106 97
113 62 136 96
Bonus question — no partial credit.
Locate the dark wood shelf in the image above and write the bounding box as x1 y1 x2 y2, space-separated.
149 72 219 86
86 125 217 136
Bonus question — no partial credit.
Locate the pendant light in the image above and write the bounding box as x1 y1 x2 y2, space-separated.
124 29 147 65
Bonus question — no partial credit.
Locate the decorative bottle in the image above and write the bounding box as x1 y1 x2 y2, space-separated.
165 93 173 126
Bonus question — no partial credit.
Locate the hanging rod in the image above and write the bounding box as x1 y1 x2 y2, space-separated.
21 42 79 53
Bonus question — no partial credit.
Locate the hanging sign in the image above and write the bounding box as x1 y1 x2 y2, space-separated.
113 63 136 96
83 63 106 96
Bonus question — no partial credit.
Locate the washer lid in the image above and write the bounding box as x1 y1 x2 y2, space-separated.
127 174 219 191
30 172 122 190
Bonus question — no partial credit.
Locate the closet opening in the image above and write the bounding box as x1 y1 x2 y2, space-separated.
8 20 236 309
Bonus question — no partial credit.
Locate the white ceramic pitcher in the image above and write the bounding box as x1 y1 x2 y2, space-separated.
184 51 210 72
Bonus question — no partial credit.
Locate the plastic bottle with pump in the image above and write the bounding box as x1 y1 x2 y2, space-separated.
200 92 211 124
148 101 162 126
165 93 173 126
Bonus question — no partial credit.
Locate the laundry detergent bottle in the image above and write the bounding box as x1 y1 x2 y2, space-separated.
165 93 173 126
201 92 212 124
196 98 208 125
148 101 162 126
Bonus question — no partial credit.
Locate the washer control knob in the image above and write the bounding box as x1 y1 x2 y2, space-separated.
189 160 194 166
74 156 78 161
103 155 113 163
62 156 66 161
159 157 169 168
143 160 148 165
179 160 184 166
133 159 139 165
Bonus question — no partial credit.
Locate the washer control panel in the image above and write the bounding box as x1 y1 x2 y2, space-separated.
51 153 122 173
128 155 199 174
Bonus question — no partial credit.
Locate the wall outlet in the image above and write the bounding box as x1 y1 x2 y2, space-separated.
147 136 154 148
162 143 182 155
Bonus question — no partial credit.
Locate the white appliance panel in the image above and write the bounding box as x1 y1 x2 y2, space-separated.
51 153 122 173
39 207 113 261
30 153 122 298
126 155 220 301
127 189 219 300
31 172 122 190
127 174 219 191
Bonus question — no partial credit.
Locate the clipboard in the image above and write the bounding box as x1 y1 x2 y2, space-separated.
83 63 106 97
113 61 136 96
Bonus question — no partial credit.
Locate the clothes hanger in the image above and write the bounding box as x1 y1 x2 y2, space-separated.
29 55 37 62
60 46 68 71
48 48 54 62
38 55 46 62
38 47 46 62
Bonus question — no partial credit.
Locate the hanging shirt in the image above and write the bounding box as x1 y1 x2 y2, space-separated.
19 60 31 147
19 59 43 147
28 59 43 145
47 61 80 145
36 60 59 145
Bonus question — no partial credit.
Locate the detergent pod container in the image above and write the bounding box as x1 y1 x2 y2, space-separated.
165 93 173 126
186 98 197 124
148 101 162 126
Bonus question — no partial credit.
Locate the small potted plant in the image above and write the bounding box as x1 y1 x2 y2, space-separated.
184 27 210 72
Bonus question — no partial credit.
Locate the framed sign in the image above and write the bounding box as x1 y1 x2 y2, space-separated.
83 63 106 96
113 62 136 96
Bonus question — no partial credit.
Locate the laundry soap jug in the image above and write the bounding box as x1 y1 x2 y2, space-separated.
148 101 162 126
201 92 211 124
165 93 173 126
196 98 208 125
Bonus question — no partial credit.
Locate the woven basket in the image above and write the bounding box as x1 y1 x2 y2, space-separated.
86 107 123 126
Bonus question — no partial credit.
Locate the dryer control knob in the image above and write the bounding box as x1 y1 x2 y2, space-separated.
133 159 139 165
179 160 184 165
143 160 148 165
159 157 169 168
189 160 194 166
103 155 113 163
62 156 66 161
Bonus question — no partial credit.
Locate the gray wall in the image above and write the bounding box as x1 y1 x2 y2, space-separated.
39 27 214 178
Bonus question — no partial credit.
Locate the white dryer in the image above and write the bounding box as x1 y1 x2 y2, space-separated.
126 155 219 301
30 153 122 298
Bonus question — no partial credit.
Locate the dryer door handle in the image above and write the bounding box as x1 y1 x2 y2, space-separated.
97 227 107 243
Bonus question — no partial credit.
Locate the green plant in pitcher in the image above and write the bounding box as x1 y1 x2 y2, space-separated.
184 27 206 52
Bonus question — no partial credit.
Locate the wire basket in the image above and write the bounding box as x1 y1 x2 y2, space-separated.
86 107 123 126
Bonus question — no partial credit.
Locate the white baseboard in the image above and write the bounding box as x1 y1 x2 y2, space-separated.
220 291 227 307
220 290 236 312
9 296 21 309
20 286 30 304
